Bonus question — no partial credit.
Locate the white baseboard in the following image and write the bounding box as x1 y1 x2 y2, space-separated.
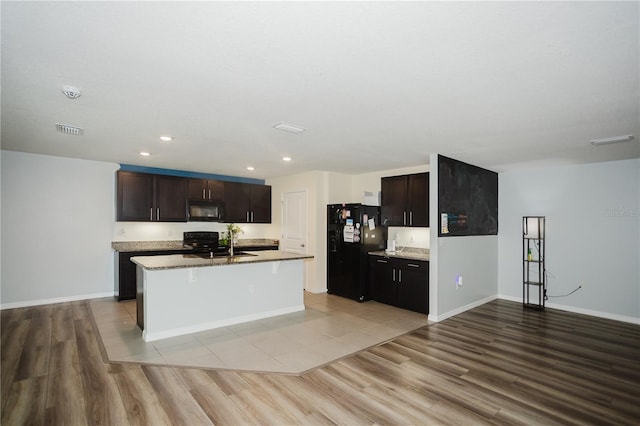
142 304 306 342
429 295 498 322
0 292 114 310
498 294 640 325
304 287 327 294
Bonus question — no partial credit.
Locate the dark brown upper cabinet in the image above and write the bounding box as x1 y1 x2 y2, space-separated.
224 182 271 223
381 172 429 227
117 171 188 222
188 179 224 201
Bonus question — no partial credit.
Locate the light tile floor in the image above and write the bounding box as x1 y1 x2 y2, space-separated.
90 292 430 374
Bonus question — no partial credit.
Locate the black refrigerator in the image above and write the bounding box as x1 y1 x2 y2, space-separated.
327 203 385 302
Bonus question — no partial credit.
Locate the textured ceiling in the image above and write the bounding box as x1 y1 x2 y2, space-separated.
2 1 638 178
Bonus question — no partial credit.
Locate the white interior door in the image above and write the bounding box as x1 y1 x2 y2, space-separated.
281 190 307 254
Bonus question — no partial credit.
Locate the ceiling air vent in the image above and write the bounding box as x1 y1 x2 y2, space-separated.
56 123 84 136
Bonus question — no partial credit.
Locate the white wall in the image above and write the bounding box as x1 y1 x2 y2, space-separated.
428 154 499 321
1 151 119 307
498 158 640 323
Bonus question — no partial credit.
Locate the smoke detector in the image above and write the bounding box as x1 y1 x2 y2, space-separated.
62 85 81 99
56 123 84 136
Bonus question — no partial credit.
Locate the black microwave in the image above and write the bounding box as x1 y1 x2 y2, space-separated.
188 201 224 221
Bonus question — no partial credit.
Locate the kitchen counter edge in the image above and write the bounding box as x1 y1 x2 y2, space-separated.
131 250 313 270
368 250 430 262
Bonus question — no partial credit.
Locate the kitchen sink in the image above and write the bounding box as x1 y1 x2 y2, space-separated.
186 251 258 259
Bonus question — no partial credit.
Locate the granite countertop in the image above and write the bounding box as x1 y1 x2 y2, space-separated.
369 247 430 261
131 250 313 270
111 238 280 252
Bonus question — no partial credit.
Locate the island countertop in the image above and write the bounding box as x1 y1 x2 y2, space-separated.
112 238 279 252
131 250 313 270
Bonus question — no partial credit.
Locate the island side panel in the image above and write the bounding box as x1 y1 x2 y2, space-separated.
136 265 144 329
142 260 305 342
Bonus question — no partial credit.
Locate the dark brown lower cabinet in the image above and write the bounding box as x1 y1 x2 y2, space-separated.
115 250 187 301
370 256 429 314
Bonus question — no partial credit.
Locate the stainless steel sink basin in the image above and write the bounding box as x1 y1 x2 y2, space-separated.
186 251 258 259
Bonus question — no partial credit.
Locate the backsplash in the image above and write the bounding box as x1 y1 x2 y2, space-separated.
113 222 270 242
387 226 430 249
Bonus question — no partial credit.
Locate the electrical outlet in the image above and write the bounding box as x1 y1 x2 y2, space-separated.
455 275 463 288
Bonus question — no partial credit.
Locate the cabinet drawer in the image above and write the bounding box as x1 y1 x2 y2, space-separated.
397 259 428 271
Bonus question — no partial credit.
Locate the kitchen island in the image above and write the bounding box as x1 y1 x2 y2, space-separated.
131 250 313 342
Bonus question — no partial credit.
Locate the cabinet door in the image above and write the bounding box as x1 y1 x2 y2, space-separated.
370 257 396 306
397 260 429 314
155 175 188 222
118 252 138 301
407 173 429 227
188 179 224 201
207 180 225 201
188 179 207 200
224 181 251 223
117 171 154 221
250 184 271 223
381 175 407 226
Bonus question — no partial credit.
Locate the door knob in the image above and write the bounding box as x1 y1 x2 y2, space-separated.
300 243 305 247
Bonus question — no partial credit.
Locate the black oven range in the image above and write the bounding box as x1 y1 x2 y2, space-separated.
183 231 229 257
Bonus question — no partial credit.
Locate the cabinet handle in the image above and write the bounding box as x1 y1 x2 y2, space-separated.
251 211 254 222
202 189 206 199
376 259 388 264
407 263 420 268
399 270 402 283
209 189 212 200
393 268 396 282
246 211 250 222
403 211 407 225
150 208 153 221
410 211 413 226
156 208 160 221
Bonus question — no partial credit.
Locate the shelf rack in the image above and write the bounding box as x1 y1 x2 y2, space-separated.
523 216 546 310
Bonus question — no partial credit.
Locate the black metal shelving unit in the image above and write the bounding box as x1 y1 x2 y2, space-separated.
523 216 546 310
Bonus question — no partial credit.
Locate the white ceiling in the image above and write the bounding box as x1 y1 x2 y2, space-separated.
2 1 639 179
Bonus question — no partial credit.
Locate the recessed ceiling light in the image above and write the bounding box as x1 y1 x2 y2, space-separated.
273 122 306 134
140 151 151 156
589 135 634 146
247 166 255 171
159 136 173 142
282 156 292 162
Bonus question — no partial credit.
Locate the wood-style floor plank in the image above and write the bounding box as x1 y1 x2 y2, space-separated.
142 365 213 425
74 317 129 425
112 366 173 426
44 339 88 426
1 298 639 425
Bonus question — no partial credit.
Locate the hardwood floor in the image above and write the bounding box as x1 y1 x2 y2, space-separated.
2 298 639 425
